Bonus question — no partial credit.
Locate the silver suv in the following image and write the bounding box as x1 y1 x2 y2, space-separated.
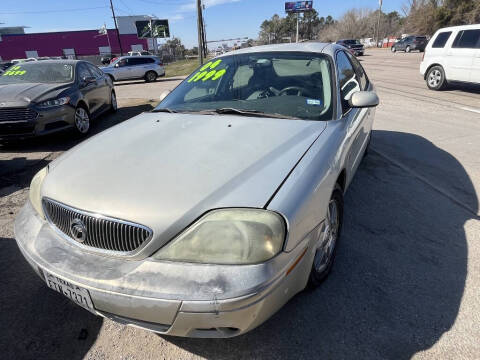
101 56 165 82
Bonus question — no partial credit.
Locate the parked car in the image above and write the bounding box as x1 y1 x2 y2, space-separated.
15 43 378 338
391 35 428 52
420 24 480 90
100 55 165 82
128 50 153 56
100 54 116 65
0 60 116 141
336 39 364 56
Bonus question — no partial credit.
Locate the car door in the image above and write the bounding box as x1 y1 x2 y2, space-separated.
469 29 480 83
86 63 111 113
446 29 478 82
125 57 145 79
113 59 130 80
77 63 98 113
396 39 405 50
336 50 369 184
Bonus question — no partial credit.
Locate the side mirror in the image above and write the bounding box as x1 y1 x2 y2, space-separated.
159 90 170 102
114 63 119 68
348 91 379 108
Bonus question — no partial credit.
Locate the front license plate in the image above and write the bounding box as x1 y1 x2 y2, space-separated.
42 270 95 312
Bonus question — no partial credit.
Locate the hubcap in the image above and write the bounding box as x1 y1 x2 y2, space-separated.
75 107 90 133
111 92 117 110
148 72 155 81
314 199 340 273
428 70 442 87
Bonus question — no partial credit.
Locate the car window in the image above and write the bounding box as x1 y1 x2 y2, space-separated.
346 52 369 90
158 52 334 121
336 51 360 114
416 36 427 41
86 63 104 79
117 59 127 67
452 29 480 49
432 32 452 48
126 58 142 66
77 63 92 81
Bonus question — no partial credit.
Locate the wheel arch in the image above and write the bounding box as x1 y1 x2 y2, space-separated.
424 63 444 80
336 169 347 194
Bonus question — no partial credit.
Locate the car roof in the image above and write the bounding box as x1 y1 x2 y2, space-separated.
434 24 480 32
117 55 157 59
216 42 338 58
12 59 82 65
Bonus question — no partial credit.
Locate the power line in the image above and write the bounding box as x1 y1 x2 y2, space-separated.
0 6 108 15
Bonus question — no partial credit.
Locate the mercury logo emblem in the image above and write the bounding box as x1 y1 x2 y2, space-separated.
70 218 87 243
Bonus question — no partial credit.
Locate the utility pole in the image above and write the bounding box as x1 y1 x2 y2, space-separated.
196 0 204 64
375 0 383 47
109 0 123 55
296 12 300 43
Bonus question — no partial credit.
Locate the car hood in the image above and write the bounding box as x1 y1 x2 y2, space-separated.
0 82 71 106
43 112 326 255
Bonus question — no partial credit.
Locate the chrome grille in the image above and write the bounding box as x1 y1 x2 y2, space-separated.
0 108 38 123
43 198 153 253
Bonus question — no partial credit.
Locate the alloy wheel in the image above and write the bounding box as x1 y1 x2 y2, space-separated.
75 107 90 134
314 198 340 273
428 69 442 88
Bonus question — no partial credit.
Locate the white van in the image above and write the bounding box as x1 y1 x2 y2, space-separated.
420 24 480 90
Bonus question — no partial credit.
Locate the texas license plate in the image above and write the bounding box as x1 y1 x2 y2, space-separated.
42 269 95 312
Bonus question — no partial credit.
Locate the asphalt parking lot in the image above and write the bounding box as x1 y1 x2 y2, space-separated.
1 49 479 359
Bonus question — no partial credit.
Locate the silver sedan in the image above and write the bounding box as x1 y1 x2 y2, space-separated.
15 43 378 338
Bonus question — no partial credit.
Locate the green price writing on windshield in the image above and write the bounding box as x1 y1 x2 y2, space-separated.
187 59 226 83
2 65 27 76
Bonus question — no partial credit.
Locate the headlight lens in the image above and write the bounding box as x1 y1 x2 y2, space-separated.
37 96 70 108
153 209 285 264
29 167 48 218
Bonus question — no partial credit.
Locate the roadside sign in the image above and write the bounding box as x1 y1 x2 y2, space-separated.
135 19 170 38
285 1 313 13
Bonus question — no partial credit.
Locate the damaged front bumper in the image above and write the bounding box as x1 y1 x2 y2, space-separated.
14 201 312 338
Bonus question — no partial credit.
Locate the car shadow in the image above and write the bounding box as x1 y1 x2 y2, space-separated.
445 82 480 95
0 236 103 360
165 130 474 359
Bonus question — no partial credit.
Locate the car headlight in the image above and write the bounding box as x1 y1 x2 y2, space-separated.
153 209 286 264
37 96 70 108
29 167 48 218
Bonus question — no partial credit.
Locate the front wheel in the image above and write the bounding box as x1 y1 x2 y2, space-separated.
74 106 90 135
406 46 411 53
391 46 396 52
145 71 157 82
426 66 447 91
309 184 344 287
110 91 117 113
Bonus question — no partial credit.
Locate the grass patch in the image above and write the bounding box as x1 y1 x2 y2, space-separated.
165 59 200 78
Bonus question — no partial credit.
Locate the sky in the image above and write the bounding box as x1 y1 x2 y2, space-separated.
0 0 405 48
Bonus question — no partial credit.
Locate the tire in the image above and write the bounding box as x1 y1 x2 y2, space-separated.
110 91 117 113
426 65 447 91
74 105 90 135
308 183 344 288
145 71 157 83
406 46 411 53
391 46 396 53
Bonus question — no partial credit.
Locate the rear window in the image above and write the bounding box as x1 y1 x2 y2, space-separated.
452 29 480 49
415 37 427 41
432 32 452 48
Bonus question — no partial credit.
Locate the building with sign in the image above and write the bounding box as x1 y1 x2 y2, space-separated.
0 15 166 62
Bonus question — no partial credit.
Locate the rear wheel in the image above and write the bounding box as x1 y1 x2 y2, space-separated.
309 184 343 287
74 105 90 135
426 66 447 91
145 71 157 82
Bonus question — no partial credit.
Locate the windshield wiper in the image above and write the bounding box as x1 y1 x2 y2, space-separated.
151 108 178 113
214 108 301 120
